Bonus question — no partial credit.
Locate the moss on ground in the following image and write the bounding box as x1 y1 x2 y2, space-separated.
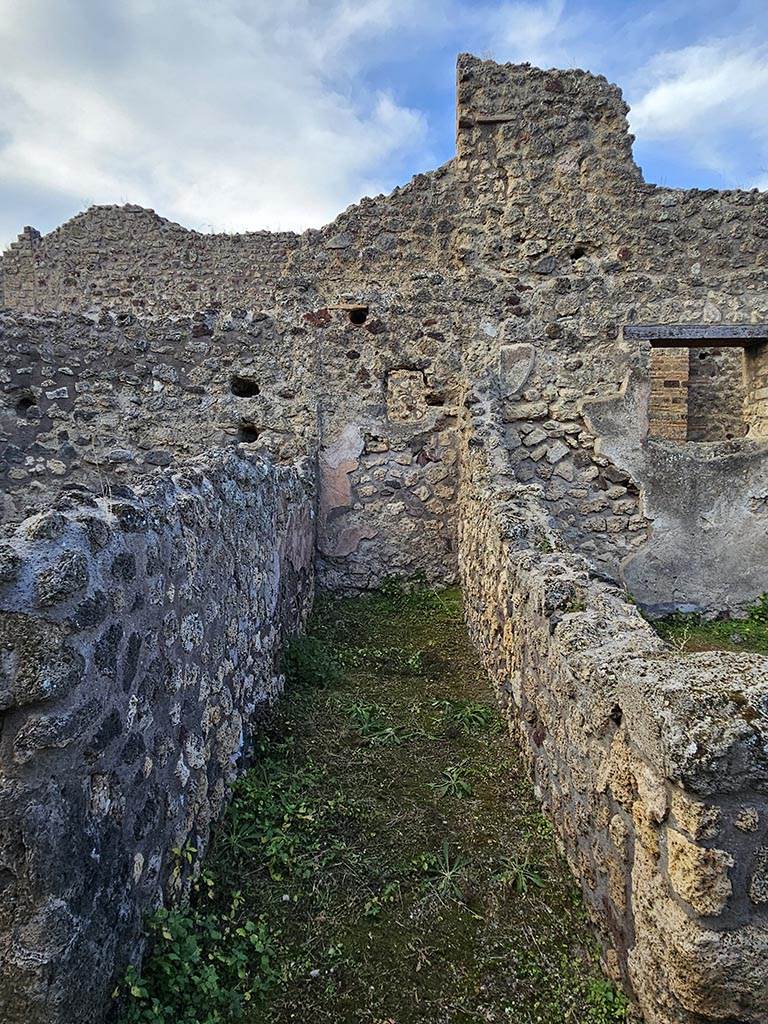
121 584 629 1024
653 594 768 655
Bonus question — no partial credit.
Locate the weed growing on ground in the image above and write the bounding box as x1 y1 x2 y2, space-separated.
430 759 474 798
281 635 342 688
378 571 444 611
344 699 415 745
119 583 630 1024
414 841 469 899
494 853 547 895
653 592 768 655
121 896 276 1024
432 696 500 735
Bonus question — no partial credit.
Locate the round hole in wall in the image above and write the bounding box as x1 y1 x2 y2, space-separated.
571 245 587 260
230 375 260 397
238 422 260 443
698 351 708 359
348 306 369 326
15 393 35 416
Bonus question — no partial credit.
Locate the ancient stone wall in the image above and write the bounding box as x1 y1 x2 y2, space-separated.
0 449 315 1024
686 346 747 441
452 54 768 604
307 296 461 590
745 341 768 438
0 206 299 315
584 360 768 614
0 310 317 526
3 57 768 603
648 347 689 440
458 428 768 1024
0 303 462 590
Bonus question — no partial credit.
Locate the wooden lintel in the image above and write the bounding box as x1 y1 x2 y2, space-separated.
474 114 517 125
624 324 768 347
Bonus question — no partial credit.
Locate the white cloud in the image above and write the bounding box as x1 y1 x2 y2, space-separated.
2 0 766 249
0 0 430 244
628 42 768 180
492 0 567 62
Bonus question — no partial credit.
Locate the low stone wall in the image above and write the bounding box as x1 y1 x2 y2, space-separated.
459 458 768 1024
0 449 315 1024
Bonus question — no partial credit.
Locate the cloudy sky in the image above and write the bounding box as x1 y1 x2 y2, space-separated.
1 0 767 250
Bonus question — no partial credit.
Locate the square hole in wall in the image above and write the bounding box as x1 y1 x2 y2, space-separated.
625 326 768 443
648 344 747 442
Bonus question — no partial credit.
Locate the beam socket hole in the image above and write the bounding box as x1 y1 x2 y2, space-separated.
230 375 260 398
348 307 369 326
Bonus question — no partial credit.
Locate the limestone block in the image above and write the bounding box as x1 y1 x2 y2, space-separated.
670 788 721 840
666 828 733 915
499 343 535 397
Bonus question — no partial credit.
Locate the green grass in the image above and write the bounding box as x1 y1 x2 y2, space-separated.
119 583 629 1024
653 594 768 655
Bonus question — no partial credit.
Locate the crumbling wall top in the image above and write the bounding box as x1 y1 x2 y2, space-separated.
455 53 642 186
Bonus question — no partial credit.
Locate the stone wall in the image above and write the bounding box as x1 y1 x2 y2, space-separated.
584 361 768 614
0 303 462 591
0 310 317 526
648 347 689 440
3 55 768 605
307 298 462 590
745 341 768 438
458 434 768 1024
0 449 315 1024
0 207 299 315
687 346 747 441
451 55 768 595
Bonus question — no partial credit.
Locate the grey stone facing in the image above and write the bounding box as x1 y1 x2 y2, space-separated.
0 449 315 1024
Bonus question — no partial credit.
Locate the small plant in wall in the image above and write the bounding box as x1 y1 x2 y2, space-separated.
534 533 554 554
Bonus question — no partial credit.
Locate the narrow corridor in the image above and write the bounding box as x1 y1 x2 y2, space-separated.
122 585 627 1024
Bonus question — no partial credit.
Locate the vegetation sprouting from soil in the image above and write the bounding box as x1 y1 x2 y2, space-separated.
653 594 768 654
119 582 628 1024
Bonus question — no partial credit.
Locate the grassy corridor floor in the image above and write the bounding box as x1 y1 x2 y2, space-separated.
122 586 628 1024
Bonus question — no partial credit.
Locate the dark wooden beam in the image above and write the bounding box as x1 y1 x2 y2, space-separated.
474 114 517 125
624 324 768 348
